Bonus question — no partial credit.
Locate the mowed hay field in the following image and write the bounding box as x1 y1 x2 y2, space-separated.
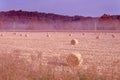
0 31 120 80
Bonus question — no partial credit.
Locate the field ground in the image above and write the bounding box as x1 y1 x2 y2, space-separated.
0 32 120 80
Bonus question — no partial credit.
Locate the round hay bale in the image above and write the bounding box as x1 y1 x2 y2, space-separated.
66 53 83 67
25 34 28 37
96 36 99 39
82 33 85 36
46 34 50 37
0 34 3 36
69 34 72 36
13 32 16 35
20 34 22 36
112 34 115 38
70 39 78 45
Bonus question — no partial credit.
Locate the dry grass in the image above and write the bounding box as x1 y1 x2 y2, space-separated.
0 32 120 80
0 53 29 80
0 52 79 80
0 52 54 80
1 52 119 80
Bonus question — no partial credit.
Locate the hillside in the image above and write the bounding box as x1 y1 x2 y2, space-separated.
0 10 120 31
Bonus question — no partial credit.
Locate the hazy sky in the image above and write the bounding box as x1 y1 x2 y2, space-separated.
0 0 120 17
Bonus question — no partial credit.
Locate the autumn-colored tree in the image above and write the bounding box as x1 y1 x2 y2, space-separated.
100 14 112 21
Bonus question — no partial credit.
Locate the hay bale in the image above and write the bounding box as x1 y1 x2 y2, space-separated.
112 34 115 38
25 34 28 37
82 33 85 36
0 34 3 36
96 36 99 39
20 34 22 36
13 32 16 35
70 39 78 45
66 53 83 67
69 34 72 36
46 34 50 37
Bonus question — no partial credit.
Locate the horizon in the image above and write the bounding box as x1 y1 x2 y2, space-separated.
0 0 120 17
0 10 119 18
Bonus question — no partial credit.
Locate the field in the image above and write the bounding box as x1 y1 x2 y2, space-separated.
0 31 120 80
